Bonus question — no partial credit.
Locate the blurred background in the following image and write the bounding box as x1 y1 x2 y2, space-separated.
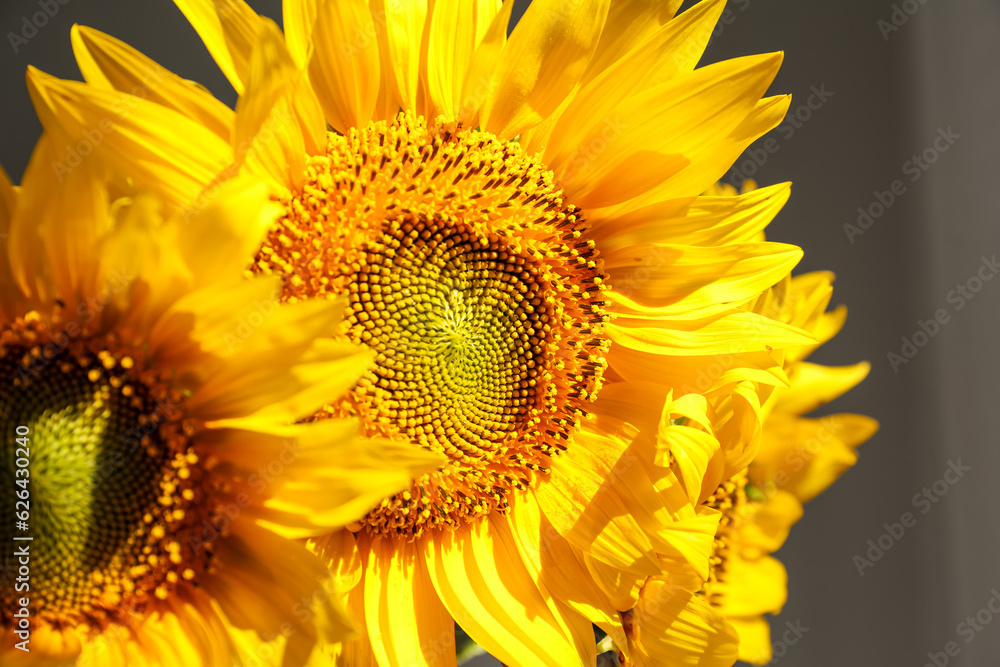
1 0 998 665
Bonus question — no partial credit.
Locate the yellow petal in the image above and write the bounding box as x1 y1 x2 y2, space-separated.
589 182 791 251
71 25 234 141
283 0 321 68
374 0 427 115
608 345 789 397
172 0 260 94
9 132 110 313
736 490 803 557
308 0 381 133
629 581 739 667
364 536 455 667
508 492 627 646
607 311 814 357
425 0 499 120
27 67 232 213
728 615 774 665
659 421 724 507
605 241 803 315
752 412 878 502
0 165 22 323
712 555 786 619
233 19 320 193
457 0 514 127
203 520 353 662
480 0 610 139
535 429 661 576
547 53 783 208
174 177 280 289
186 298 374 423
541 0 724 151
422 517 593 666
583 552 643 611
776 361 871 415
624 94 790 210
582 0 683 83
244 427 445 538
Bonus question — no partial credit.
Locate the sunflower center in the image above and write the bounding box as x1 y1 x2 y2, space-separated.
0 321 213 627
254 113 610 537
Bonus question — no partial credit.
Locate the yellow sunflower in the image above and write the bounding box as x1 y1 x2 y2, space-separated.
618 180 876 665
0 133 441 666
24 0 827 663
632 182 878 665
712 269 877 665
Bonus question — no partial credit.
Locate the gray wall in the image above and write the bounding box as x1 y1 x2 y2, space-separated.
1 0 997 665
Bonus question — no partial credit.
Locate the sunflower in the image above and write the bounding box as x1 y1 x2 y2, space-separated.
25 0 826 663
622 182 877 666
709 269 877 665
0 133 442 666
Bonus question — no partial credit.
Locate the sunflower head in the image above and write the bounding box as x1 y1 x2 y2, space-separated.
251 112 613 537
0 134 441 666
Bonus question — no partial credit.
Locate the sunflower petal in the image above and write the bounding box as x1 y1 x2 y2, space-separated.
283 0 320 68
549 52 784 207
374 0 427 115
364 537 456 667
605 241 803 314
457 0 514 127
71 25 234 141
172 0 260 94
508 492 627 647
629 581 739 667
425 0 499 121
423 517 593 666
711 555 787 619
27 67 233 212
545 0 724 147
480 0 610 138
308 0 381 133
776 361 871 415
583 0 684 82
203 521 352 666
234 19 322 192
589 182 790 250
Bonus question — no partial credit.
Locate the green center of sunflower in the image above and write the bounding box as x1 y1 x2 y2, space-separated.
0 327 212 627
253 113 610 537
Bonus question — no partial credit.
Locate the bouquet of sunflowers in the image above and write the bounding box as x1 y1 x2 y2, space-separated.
1 1 875 665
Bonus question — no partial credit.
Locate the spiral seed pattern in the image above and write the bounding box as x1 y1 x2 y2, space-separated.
254 113 610 537
0 317 215 627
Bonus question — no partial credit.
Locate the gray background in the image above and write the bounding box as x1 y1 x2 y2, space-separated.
1 1 997 665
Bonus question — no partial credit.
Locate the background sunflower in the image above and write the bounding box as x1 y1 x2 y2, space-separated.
1 1 997 666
